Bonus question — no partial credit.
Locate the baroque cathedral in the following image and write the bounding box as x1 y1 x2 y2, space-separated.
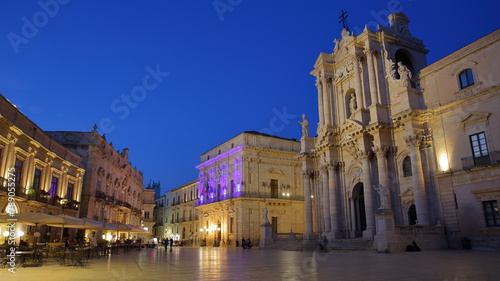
299 12 500 250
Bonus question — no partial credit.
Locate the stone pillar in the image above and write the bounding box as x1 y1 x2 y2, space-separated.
316 79 324 127
322 78 332 126
23 148 37 190
1 138 17 178
321 166 331 233
365 50 379 106
353 56 364 109
359 150 375 238
303 171 314 238
328 164 339 235
374 146 391 210
405 135 429 225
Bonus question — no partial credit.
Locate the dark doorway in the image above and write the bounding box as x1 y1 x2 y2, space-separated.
353 183 366 237
272 217 278 233
408 204 417 225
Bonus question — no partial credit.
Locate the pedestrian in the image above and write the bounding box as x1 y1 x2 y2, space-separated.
322 236 329 252
163 238 168 251
241 238 246 249
169 237 174 252
247 238 252 249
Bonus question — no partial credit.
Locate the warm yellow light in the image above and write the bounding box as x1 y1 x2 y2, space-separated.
439 153 450 171
2 231 8 237
18 230 24 236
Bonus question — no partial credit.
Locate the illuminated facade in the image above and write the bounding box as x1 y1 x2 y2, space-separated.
0 94 84 242
196 131 304 247
302 12 499 249
420 29 500 249
47 127 147 238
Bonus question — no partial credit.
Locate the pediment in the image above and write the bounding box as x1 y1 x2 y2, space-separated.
461 112 490 127
267 169 284 175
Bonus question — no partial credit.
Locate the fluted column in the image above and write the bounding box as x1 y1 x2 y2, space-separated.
359 150 375 237
321 166 331 232
316 79 324 127
328 163 339 233
303 171 313 235
353 56 364 109
365 50 379 106
405 135 429 225
322 77 333 126
374 146 391 210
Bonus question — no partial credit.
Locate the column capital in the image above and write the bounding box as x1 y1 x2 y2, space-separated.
357 150 373 161
374 146 389 158
405 134 423 148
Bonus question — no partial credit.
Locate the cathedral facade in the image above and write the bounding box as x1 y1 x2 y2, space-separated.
301 12 499 250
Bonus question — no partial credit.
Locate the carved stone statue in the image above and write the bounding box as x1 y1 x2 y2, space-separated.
397 61 412 87
263 207 270 224
349 93 357 117
298 114 309 138
374 184 390 210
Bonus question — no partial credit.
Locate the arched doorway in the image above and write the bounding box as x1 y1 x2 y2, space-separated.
352 183 366 237
408 204 417 225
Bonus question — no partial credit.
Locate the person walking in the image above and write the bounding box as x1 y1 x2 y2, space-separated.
241 238 246 249
169 238 174 252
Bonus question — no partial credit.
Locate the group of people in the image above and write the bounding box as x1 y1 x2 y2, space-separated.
163 237 174 252
241 238 252 249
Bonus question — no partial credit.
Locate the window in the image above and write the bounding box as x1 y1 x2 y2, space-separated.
270 179 279 198
14 159 23 187
33 169 42 190
50 177 58 198
66 183 74 200
470 132 489 165
483 200 500 227
403 157 412 177
459 69 474 89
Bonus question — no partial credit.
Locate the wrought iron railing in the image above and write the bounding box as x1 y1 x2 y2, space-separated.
461 151 500 170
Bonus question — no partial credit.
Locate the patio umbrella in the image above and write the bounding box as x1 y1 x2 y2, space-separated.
110 221 148 241
80 218 118 231
0 212 71 246
45 214 87 241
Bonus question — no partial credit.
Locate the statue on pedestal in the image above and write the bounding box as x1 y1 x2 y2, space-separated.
349 93 357 117
298 114 309 138
397 61 412 87
374 184 390 210
263 207 270 224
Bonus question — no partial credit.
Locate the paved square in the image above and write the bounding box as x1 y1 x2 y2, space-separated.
2 247 499 280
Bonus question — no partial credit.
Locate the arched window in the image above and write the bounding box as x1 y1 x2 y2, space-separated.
459 69 474 89
403 156 412 177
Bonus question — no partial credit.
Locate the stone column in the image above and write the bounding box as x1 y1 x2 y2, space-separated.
353 56 364 109
374 146 391 210
328 163 339 234
316 79 324 127
322 77 333 126
1 137 17 178
405 135 429 225
359 150 375 237
303 171 314 237
321 166 331 232
365 50 379 106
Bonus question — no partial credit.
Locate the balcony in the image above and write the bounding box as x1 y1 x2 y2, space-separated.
95 190 106 200
61 199 80 211
462 151 500 170
27 189 50 204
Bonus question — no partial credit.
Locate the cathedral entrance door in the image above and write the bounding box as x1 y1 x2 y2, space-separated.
352 183 366 237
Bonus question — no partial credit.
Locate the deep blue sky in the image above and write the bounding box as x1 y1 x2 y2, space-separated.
1 0 498 194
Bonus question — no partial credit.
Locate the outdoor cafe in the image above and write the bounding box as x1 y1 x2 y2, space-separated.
0 213 149 268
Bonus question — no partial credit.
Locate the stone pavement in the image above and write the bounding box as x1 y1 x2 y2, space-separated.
1 247 499 280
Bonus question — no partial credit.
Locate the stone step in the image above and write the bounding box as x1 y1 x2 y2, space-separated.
329 239 374 251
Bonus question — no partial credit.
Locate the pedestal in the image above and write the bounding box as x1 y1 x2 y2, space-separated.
373 210 397 252
259 222 274 247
